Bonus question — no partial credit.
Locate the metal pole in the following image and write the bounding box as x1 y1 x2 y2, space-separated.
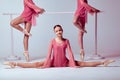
95 12 98 55
10 14 14 56
91 12 104 59
87 12 104 60
3 13 20 61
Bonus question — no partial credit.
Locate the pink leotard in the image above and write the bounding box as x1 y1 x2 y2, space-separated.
75 0 87 17
74 0 95 23
43 39 76 67
20 0 40 26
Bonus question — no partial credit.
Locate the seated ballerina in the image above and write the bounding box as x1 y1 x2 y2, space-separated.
4 25 115 68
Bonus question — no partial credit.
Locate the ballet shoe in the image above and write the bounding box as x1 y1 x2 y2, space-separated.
3 62 17 68
24 51 30 62
80 49 85 61
103 60 115 67
22 29 32 36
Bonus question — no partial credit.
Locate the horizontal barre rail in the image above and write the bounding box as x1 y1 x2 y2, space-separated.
2 13 19 15
2 11 74 15
45 11 74 14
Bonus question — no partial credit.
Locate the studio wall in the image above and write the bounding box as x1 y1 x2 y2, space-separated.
0 0 120 59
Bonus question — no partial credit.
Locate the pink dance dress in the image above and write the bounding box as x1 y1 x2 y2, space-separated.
20 0 41 26
74 0 96 23
43 39 76 67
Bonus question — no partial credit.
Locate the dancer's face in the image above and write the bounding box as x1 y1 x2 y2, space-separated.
54 26 63 37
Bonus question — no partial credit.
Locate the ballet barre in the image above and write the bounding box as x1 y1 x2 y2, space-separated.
87 12 104 60
44 11 74 14
3 13 20 61
3 11 74 15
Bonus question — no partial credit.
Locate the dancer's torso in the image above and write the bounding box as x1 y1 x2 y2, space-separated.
51 39 69 67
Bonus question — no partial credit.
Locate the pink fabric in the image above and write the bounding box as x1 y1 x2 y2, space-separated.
43 39 76 68
74 0 87 23
74 0 96 23
20 0 40 26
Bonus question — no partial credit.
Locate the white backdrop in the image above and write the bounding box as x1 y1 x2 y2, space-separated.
0 0 120 59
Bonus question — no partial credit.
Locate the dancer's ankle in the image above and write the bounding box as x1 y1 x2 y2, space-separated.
80 29 87 33
24 51 30 62
80 49 85 61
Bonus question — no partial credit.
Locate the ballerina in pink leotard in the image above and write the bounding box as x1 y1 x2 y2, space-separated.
4 25 114 68
73 0 100 61
10 0 45 62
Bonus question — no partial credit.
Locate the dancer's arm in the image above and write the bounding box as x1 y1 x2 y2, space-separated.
42 40 53 68
24 0 45 14
80 0 100 14
66 40 76 67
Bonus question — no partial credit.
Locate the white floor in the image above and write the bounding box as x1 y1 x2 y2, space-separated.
0 54 120 80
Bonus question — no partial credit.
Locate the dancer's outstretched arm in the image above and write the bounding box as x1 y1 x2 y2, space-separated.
80 0 100 14
24 0 45 14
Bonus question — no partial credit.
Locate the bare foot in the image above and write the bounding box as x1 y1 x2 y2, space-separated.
3 62 17 68
103 60 115 67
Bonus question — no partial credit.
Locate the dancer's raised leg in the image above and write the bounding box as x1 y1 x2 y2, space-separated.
73 16 87 33
10 16 31 36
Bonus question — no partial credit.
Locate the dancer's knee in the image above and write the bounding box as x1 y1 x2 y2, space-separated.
34 62 44 67
73 20 78 26
10 20 15 27
73 19 76 24
34 62 40 67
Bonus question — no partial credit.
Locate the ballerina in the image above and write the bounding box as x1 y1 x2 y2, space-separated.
73 0 100 61
10 0 45 61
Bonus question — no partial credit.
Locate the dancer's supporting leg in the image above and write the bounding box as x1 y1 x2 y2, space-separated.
23 22 32 62
73 16 86 61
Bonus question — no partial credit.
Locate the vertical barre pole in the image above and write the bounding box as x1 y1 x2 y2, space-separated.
10 14 14 56
86 12 104 60
95 12 98 55
92 12 104 59
3 13 20 61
